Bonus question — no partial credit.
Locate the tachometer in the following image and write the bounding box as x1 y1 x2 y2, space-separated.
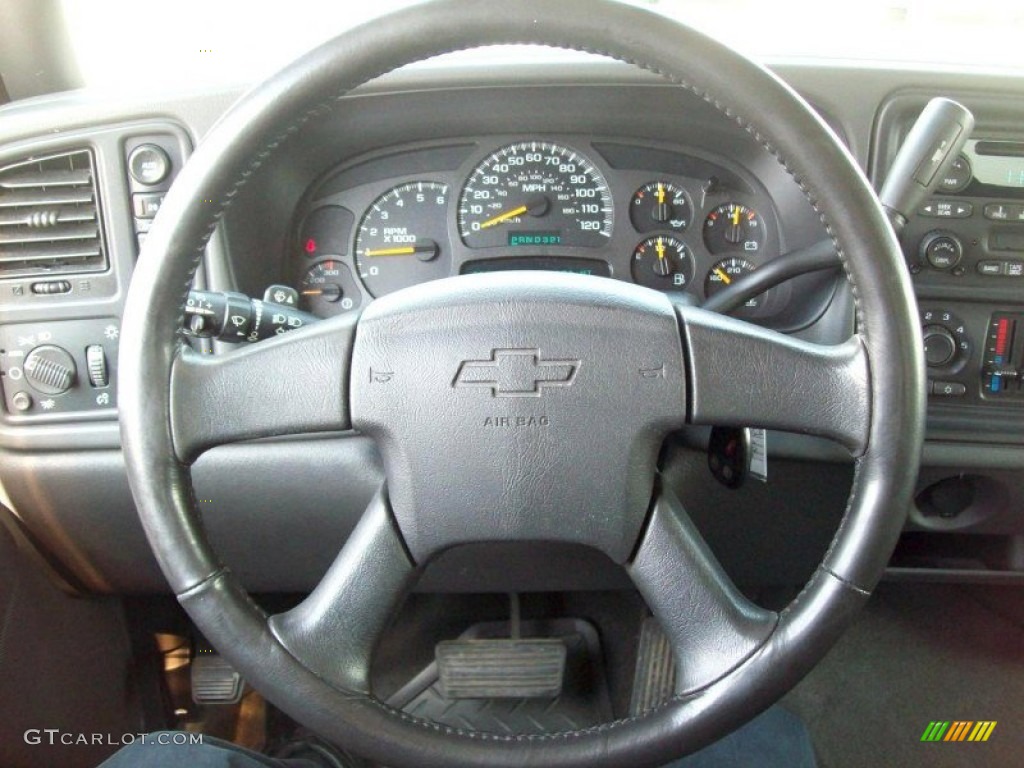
354 182 450 297
458 142 613 248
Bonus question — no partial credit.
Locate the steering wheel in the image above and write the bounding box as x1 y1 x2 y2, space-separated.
119 1 924 765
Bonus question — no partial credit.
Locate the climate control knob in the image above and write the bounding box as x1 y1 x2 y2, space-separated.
23 345 76 395
922 325 958 367
918 230 963 270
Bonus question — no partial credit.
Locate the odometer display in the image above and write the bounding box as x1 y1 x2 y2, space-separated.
458 142 613 248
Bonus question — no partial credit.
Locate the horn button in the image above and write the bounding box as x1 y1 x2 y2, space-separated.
350 273 687 563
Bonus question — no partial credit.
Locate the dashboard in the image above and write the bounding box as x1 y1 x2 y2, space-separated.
2 60 1024 594
285 136 818 326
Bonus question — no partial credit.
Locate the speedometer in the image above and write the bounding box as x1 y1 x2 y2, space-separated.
458 142 613 248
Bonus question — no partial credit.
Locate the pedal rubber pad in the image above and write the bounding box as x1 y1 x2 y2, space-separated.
630 617 677 715
436 639 567 699
191 654 244 704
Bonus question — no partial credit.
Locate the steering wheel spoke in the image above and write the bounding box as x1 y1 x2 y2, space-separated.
678 306 871 456
628 486 778 695
169 313 357 462
268 488 414 694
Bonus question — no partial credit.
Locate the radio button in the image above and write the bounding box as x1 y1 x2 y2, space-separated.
919 230 964 270
918 200 973 218
984 203 1015 221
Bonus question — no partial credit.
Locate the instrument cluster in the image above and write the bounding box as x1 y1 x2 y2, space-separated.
289 137 790 321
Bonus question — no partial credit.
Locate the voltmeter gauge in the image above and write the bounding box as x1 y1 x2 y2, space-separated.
631 235 694 291
703 203 765 255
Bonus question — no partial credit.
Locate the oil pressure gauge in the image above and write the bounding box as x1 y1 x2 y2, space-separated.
630 181 691 233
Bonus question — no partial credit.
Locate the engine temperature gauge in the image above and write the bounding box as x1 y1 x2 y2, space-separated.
631 235 694 291
704 258 763 310
703 203 765 255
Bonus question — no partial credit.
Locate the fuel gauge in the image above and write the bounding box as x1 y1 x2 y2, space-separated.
631 235 694 291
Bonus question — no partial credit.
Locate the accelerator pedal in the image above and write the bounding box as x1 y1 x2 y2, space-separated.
630 617 677 715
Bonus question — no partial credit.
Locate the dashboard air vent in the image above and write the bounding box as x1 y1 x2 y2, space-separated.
0 149 107 279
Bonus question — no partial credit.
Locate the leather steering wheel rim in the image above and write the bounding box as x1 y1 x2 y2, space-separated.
119 1 925 766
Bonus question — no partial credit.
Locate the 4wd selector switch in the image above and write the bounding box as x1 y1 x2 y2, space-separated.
23 345 76 395
922 325 958 367
919 230 964 270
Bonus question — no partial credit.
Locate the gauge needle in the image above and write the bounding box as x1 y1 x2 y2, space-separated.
713 267 732 284
653 183 671 222
479 205 527 229
731 207 741 227
652 237 672 277
363 241 439 262
301 284 343 302
478 196 550 229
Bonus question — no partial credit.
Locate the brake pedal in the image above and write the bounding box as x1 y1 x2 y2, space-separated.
436 593 566 699
437 638 566 699
191 650 244 705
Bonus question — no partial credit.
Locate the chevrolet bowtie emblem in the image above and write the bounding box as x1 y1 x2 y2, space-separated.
453 348 580 397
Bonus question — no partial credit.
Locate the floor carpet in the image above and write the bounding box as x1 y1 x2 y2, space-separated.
783 582 1024 768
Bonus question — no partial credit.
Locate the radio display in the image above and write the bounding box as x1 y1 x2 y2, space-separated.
967 140 1024 188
